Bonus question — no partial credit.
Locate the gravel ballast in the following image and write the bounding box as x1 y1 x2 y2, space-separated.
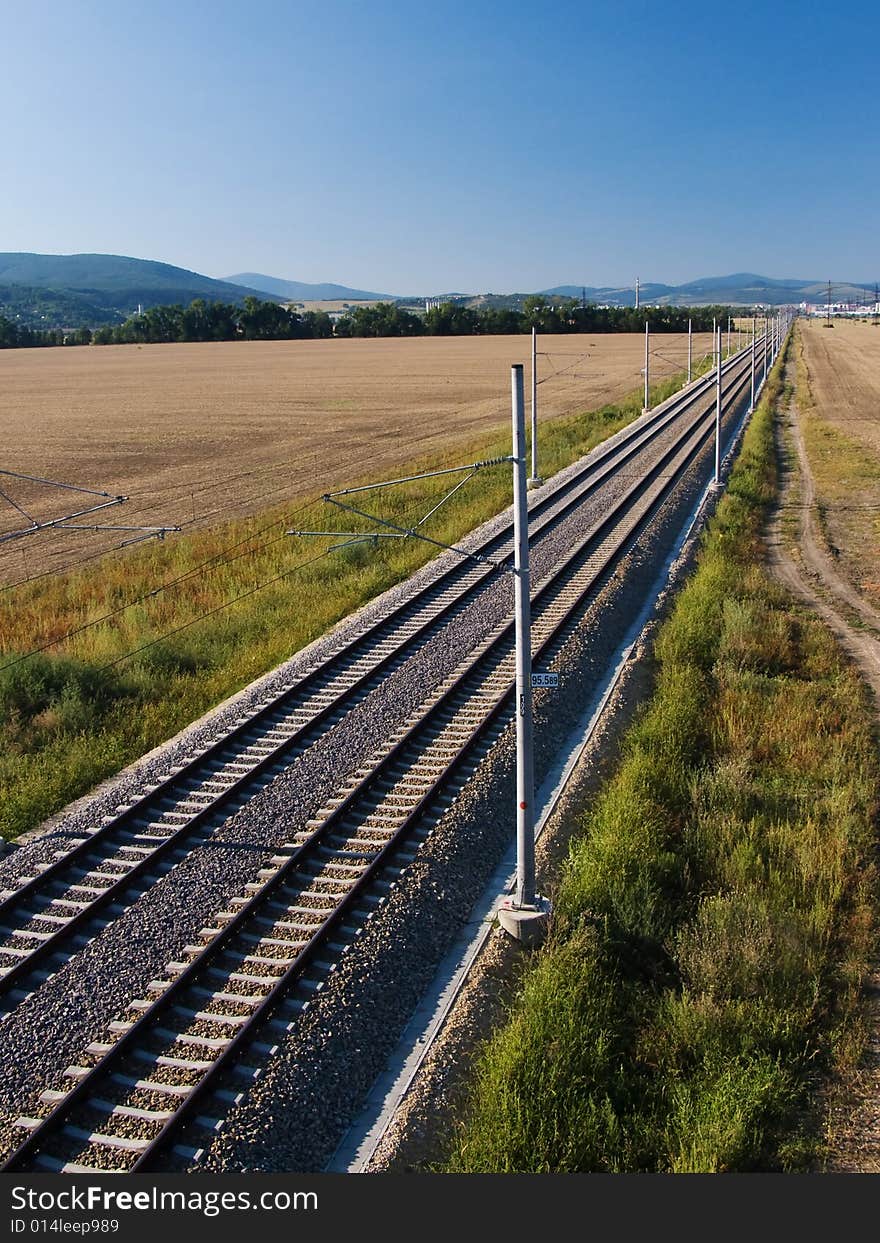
185 394 751 1172
0 378 751 1169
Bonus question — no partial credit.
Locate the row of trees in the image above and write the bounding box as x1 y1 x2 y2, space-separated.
1 296 739 350
333 296 730 337
90 297 334 345
0 298 334 349
0 317 92 348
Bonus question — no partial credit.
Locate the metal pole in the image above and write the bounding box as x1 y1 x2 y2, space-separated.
643 319 649 410
750 322 756 411
511 364 536 909
687 318 692 383
762 316 768 385
727 316 731 358
712 314 716 372
528 327 541 486
715 327 722 485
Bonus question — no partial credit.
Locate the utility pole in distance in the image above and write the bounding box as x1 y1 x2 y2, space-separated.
497 364 551 944
687 318 692 383
712 314 716 362
527 326 542 488
714 326 722 486
643 319 650 411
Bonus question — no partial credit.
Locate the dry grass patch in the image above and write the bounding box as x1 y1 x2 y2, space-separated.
797 321 880 609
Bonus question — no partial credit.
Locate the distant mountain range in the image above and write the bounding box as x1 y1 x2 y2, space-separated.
1 254 874 330
541 273 873 308
223 273 392 302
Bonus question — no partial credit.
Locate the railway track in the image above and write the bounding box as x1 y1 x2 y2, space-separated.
1 348 758 1173
0 346 756 1014
0 338 770 1163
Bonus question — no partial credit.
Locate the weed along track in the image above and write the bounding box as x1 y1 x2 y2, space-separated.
0 343 760 1172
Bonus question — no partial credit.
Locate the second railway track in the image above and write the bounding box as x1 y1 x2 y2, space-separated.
0 347 755 1012
1 349 758 1173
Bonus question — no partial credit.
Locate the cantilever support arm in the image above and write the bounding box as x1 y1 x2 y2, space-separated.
290 455 514 571
323 495 504 569
0 496 128 544
0 469 179 546
324 456 512 499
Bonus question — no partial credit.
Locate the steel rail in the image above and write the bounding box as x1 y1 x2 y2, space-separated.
1 364 753 1174
0 348 755 1006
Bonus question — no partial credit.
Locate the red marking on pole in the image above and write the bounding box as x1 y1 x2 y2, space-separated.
519 801 527 810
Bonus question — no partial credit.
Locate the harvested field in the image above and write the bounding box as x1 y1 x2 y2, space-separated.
799 319 880 456
796 320 880 611
0 331 713 584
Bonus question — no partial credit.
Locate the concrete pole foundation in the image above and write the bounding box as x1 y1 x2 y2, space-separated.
498 894 552 946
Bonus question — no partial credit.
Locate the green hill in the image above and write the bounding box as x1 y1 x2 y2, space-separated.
0 253 276 327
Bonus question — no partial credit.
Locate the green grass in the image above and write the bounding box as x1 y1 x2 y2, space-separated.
0 364 707 841
446 342 880 1173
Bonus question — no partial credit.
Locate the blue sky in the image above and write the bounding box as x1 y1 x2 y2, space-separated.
1 0 877 293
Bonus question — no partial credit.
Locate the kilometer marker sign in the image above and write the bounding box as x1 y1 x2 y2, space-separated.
531 672 559 688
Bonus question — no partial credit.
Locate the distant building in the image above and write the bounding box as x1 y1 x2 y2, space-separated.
805 300 877 317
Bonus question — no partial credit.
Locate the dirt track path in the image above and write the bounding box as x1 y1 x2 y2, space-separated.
766 352 880 1172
